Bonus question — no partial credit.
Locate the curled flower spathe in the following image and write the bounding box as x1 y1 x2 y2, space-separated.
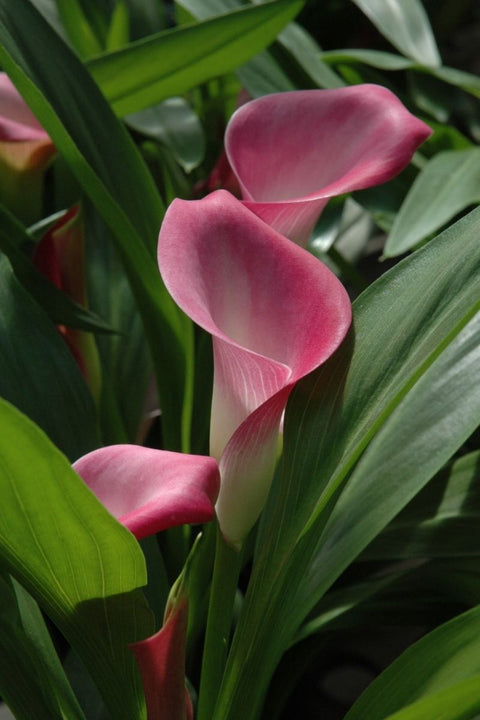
225 84 432 246
73 445 220 540
158 190 352 545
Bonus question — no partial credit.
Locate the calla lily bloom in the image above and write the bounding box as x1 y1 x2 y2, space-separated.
0 72 55 223
34 205 102 400
224 84 432 246
158 190 352 545
130 593 193 720
73 445 220 540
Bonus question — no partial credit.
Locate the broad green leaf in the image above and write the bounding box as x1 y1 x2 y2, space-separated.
0 398 154 718
0 255 98 460
363 451 480 559
0 203 115 334
383 678 480 720
0 0 190 450
351 0 441 68
176 0 342 96
0 573 86 720
88 0 304 117
345 605 480 719
384 149 480 257
127 98 205 172
215 207 480 720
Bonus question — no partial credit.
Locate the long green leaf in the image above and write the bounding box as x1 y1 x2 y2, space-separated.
215 207 480 719
363 451 480 559
0 255 98 460
0 0 190 450
384 149 480 257
345 604 480 719
88 0 304 117
0 398 154 719
351 0 441 67
0 573 86 720
176 0 343 97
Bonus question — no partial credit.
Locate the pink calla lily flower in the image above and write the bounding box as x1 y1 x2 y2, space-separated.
158 190 352 545
225 84 432 246
73 445 220 540
0 72 56 222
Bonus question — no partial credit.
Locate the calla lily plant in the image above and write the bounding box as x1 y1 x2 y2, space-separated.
4 5 474 719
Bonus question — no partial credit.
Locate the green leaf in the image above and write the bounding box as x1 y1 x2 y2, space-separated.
0 0 191 450
127 98 205 172
363 451 480 560
176 0 342 96
383 677 480 720
384 149 480 257
345 605 480 719
0 573 86 720
0 255 98 460
55 0 102 57
215 207 480 720
87 0 305 117
84 203 153 444
321 47 415 70
0 398 155 719
351 0 441 68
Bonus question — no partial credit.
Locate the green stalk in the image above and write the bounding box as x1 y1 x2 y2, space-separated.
197 526 242 720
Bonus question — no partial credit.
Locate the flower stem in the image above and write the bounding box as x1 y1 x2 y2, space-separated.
197 526 241 720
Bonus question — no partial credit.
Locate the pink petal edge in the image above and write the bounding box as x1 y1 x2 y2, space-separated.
225 84 432 245
73 445 220 540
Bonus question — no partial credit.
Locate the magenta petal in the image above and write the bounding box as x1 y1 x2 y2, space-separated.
225 84 432 245
158 191 352 543
0 72 50 142
73 445 220 540
130 595 191 720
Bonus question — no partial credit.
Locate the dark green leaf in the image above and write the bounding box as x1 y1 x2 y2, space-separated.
0 573 86 720
0 0 191 450
345 605 480 719
0 255 98 459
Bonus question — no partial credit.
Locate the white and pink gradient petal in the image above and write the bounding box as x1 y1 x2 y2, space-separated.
225 84 432 246
158 191 352 544
73 445 219 540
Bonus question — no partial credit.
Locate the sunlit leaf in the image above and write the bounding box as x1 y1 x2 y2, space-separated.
0 398 154 718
